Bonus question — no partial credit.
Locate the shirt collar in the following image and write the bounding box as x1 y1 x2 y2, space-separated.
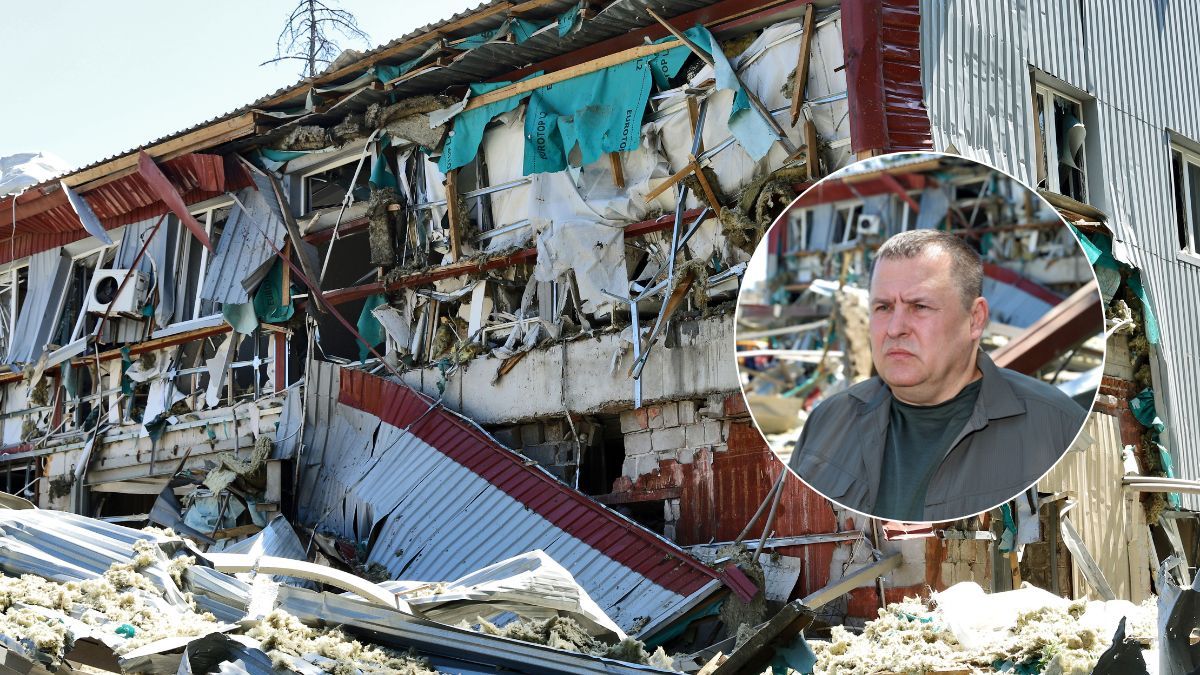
849 349 1026 420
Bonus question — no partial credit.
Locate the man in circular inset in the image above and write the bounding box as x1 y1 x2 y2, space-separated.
788 230 1087 522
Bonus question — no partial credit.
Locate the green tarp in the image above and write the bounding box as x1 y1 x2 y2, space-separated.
253 259 295 325
356 294 388 362
438 73 544 173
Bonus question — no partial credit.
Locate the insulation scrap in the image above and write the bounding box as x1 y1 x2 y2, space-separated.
0 556 222 666
278 126 332 151
810 589 1156 675
203 434 273 493
247 609 436 674
472 615 676 670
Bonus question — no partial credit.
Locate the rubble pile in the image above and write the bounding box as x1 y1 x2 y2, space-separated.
810 583 1156 675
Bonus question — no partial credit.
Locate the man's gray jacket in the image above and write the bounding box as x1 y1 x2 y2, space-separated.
787 351 1087 521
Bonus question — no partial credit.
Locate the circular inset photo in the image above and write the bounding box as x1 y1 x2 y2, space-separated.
736 152 1104 523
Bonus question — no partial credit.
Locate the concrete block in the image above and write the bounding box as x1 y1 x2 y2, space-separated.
624 431 653 455
660 401 679 428
683 423 705 447
667 498 681 521
520 424 542 445
647 406 665 429
543 420 566 442
651 426 686 452
621 456 638 478
678 400 697 425
634 453 660 477
663 523 676 541
710 443 728 454
676 448 697 465
620 409 648 433
522 443 557 466
702 419 724 445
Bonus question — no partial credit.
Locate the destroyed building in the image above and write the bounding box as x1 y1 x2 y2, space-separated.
0 0 1199 672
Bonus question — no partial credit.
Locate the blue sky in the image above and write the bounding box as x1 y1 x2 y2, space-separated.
0 1 480 170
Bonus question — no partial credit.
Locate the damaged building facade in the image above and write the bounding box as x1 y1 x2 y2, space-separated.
0 0 884 664
1 0 1199 670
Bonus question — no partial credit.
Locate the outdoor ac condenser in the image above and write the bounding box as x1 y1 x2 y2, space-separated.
857 214 883 236
86 269 149 316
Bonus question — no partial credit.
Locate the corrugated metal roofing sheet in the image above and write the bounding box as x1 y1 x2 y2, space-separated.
297 361 723 632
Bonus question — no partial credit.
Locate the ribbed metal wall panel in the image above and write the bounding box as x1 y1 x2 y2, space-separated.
1025 0 1086 87
921 0 1200 507
919 0 1035 184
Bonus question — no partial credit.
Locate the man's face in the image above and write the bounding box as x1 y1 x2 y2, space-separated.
869 248 988 406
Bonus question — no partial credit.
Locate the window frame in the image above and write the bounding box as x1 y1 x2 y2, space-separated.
1172 142 1200 266
298 152 371 216
1033 81 1089 202
184 198 235 320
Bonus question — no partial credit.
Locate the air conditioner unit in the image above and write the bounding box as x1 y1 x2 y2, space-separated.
86 269 150 316
857 214 883 236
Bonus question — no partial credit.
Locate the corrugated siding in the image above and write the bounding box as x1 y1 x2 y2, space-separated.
919 0 1036 183
1041 413 1152 603
199 174 287 306
1024 0 1086 87
692 421 840 598
296 362 722 632
920 0 1200 507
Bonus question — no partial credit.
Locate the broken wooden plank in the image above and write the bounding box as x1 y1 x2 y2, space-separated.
788 3 815 127
608 152 625 189
445 169 462 261
805 118 820 179
689 156 723 216
644 162 695 202
646 8 796 154
711 600 815 675
463 40 684 112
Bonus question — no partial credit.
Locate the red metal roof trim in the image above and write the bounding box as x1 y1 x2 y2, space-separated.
336 368 722 597
879 0 932 151
0 153 251 265
842 0 932 154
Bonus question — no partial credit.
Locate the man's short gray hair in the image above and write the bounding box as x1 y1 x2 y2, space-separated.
874 230 982 309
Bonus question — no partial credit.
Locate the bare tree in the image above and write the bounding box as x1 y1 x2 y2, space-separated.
262 0 371 78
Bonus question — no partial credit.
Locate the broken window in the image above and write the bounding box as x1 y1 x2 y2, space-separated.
179 201 232 320
1172 143 1200 259
1033 82 1088 202
301 156 372 213
52 247 110 348
0 265 28 359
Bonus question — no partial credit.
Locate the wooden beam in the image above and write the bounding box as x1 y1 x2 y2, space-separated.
608 152 625 188
445 169 462 261
690 156 723 216
463 40 683 112
805 118 820 179
788 3 815 127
